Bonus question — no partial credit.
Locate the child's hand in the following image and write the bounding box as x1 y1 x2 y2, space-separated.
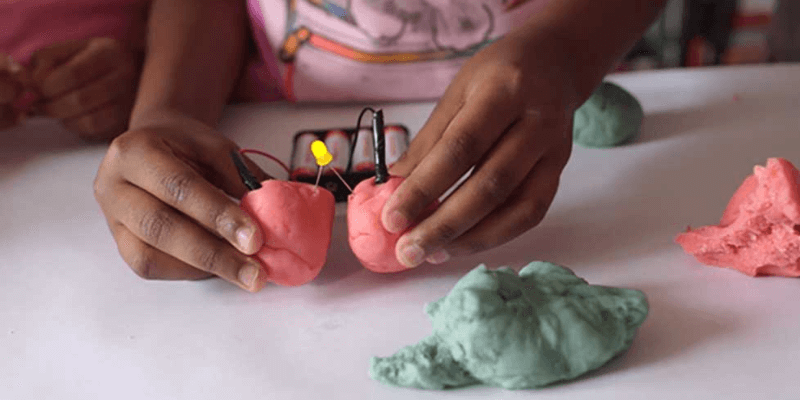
93 113 272 291
383 32 576 268
29 38 139 141
0 53 24 130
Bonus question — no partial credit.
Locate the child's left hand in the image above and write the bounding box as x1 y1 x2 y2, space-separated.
383 30 577 268
29 38 139 141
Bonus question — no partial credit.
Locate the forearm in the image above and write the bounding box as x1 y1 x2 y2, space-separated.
130 0 247 129
516 0 668 99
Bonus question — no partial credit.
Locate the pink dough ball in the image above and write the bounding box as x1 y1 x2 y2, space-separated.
348 176 437 273
241 180 335 286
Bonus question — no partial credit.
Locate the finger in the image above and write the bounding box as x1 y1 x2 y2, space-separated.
111 182 268 291
6 58 32 88
112 223 213 281
0 77 19 104
13 90 40 114
62 101 130 141
0 53 23 74
393 112 548 267
113 117 270 199
382 85 518 234
29 40 88 81
444 152 567 258
163 122 273 199
127 123 271 200
107 132 264 254
389 79 466 177
0 106 17 130
35 38 124 99
41 66 132 119
0 54 10 72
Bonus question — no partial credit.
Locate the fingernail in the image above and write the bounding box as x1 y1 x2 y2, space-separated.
237 226 256 253
238 260 262 291
400 243 426 268
7 58 22 74
385 210 410 233
426 249 450 265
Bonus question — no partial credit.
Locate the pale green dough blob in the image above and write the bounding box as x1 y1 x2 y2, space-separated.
573 82 644 148
369 261 649 390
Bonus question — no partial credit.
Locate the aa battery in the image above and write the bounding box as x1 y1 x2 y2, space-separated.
350 127 375 173
384 125 409 168
323 130 350 174
290 131 320 180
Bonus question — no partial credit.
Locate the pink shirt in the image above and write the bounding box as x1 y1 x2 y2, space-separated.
245 0 546 103
0 0 149 66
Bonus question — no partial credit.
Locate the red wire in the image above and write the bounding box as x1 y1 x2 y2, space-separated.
239 149 291 175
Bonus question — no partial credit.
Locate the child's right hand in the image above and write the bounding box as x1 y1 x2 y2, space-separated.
93 112 272 291
0 53 23 130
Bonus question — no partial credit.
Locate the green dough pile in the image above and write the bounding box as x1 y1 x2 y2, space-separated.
369 262 649 390
572 82 643 148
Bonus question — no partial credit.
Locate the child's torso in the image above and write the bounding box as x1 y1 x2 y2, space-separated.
246 0 547 102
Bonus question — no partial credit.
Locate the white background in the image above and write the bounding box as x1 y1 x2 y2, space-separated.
2 64 800 399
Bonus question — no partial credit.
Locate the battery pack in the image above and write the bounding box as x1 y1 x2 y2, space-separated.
289 124 410 202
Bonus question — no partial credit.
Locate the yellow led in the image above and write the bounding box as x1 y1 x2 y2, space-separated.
311 140 333 167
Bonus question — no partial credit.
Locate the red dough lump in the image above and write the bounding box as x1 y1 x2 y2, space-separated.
348 176 438 273
676 158 800 277
241 180 335 286
348 177 407 273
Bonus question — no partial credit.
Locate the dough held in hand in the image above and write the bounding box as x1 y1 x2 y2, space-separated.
573 82 643 148
241 180 335 286
370 261 649 390
676 158 800 277
347 176 436 273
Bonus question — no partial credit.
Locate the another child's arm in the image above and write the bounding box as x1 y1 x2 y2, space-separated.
384 0 669 267
0 53 23 130
94 0 270 291
29 38 139 141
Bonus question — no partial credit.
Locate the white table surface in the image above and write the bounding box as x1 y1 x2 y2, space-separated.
2 64 800 399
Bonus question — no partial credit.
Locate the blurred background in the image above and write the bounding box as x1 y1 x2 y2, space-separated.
618 0 795 71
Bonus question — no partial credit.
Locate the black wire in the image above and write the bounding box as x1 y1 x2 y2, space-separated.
230 150 262 191
346 107 376 173
371 109 388 184
346 107 389 184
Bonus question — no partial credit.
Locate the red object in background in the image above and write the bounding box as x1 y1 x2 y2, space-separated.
613 62 630 72
720 11 772 66
722 46 769 65
686 36 714 67
731 13 771 29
